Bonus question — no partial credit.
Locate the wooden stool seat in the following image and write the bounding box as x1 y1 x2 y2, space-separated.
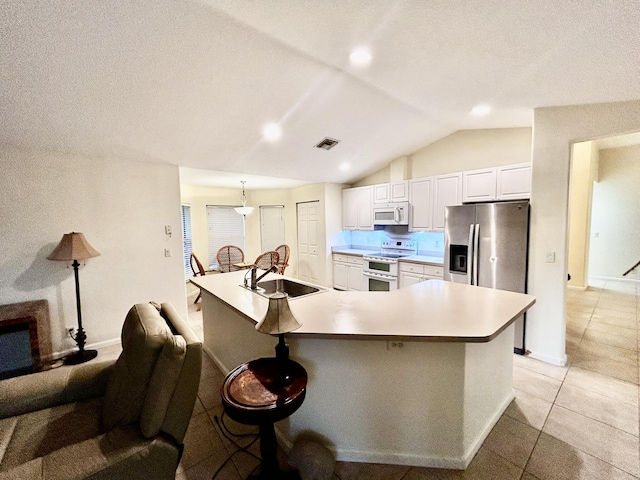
221 357 307 479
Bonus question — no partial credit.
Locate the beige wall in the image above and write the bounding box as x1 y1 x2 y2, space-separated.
0 146 187 358
567 141 597 289
588 144 640 280
528 100 640 366
181 182 347 287
353 128 532 186
180 184 240 267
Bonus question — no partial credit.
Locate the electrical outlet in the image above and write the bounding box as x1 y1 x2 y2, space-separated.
164 248 172 257
387 341 404 350
66 326 76 336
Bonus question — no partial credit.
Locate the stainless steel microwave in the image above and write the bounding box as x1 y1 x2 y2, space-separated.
372 202 409 226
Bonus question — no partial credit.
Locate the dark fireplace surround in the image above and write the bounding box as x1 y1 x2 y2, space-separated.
0 300 52 379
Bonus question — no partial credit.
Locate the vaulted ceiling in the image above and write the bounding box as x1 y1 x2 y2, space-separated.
2 1 639 188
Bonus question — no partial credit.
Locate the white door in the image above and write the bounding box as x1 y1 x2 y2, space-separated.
260 205 285 252
297 201 320 283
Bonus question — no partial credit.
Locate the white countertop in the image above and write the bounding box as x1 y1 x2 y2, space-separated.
332 248 444 266
191 270 535 342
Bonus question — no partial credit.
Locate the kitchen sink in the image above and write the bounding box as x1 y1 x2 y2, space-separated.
242 278 326 299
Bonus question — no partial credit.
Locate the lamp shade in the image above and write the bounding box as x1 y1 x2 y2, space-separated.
255 292 302 335
47 232 100 262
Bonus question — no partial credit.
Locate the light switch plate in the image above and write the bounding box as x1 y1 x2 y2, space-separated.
545 251 556 263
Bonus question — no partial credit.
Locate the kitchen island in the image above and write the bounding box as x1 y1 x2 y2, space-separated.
191 270 535 469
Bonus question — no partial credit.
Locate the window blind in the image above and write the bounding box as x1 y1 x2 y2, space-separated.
181 204 193 278
260 205 285 252
207 206 246 268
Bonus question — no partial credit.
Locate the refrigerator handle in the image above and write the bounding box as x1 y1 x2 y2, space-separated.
467 224 475 285
473 223 480 286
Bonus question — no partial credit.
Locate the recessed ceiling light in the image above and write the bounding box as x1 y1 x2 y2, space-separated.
349 48 372 66
263 123 282 141
339 163 350 171
471 104 491 116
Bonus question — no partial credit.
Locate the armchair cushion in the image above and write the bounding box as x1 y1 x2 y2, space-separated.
140 334 186 438
102 304 171 431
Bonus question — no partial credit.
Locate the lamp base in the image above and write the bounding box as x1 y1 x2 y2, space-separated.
64 349 98 365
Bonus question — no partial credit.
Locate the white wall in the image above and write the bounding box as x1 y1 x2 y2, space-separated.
528 100 640 366
0 146 187 358
588 144 640 280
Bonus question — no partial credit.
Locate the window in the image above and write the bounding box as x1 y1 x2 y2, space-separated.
207 206 245 268
181 204 193 278
260 205 285 252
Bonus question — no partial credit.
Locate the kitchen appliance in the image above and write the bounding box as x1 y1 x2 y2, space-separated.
372 202 409 226
443 201 529 354
363 239 416 291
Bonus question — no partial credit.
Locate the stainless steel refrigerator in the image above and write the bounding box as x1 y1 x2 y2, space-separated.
443 201 530 354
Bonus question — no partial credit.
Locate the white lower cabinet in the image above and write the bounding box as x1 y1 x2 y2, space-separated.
333 254 363 291
399 262 443 288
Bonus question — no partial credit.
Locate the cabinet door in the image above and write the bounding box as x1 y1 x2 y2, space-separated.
463 168 497 203
333 261 348 290
347 264 363 291
433 173 462 231
399 272 423 288
357 186 373 230
390 181 409 202
342 188 358 230
409 177 433 231
497 163 531 200
373 183 390 204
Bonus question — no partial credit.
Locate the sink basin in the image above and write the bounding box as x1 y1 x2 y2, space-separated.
242 278 326 299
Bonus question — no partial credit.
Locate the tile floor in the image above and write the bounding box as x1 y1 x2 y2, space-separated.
177 280 639 479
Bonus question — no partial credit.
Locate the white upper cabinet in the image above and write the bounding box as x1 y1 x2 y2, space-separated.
496 163 531 200
463 168 497 203
390 181 409 202
373 183 390 204
409 177 433 231
433 173 462 231
373 181 409 203
343 186 373 230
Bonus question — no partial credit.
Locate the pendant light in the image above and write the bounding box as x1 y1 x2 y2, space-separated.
234 181 254 216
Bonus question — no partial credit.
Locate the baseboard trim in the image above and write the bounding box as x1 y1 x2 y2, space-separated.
527 350 568 367
567 285 588 291
589 275 640 285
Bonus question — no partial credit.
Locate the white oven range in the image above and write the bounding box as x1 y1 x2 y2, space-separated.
362 240 416 292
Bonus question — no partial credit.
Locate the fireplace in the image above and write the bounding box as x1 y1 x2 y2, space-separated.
0 300 52 379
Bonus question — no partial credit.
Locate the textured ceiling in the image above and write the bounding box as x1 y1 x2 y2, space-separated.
2 1 639 188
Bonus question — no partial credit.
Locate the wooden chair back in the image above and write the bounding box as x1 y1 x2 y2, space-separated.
254 251 280 270
216 245 245 273
275 244 290 274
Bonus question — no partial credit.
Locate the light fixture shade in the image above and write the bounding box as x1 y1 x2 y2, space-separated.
234 206 254 216
47 232 100 262
255 292 302 335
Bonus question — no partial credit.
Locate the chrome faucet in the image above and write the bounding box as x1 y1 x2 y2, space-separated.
249 265 278 290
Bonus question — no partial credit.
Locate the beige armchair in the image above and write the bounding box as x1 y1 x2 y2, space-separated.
0 302 202 480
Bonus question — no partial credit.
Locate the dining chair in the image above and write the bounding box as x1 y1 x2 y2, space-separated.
254 251 280 271
217 245 245 273
190 253 215 304
275 244 290 274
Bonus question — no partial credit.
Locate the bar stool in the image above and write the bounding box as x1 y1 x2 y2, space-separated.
221 357 307 479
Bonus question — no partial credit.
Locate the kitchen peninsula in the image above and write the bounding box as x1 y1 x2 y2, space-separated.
191 270 535 469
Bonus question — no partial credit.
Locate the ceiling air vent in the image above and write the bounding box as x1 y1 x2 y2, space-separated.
315 137 340 151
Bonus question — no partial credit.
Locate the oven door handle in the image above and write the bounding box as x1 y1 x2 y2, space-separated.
363 271 395 280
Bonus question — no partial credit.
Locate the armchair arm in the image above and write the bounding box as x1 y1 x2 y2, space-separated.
0 359 115 419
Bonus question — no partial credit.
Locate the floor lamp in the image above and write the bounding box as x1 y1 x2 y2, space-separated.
48 232 100 365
